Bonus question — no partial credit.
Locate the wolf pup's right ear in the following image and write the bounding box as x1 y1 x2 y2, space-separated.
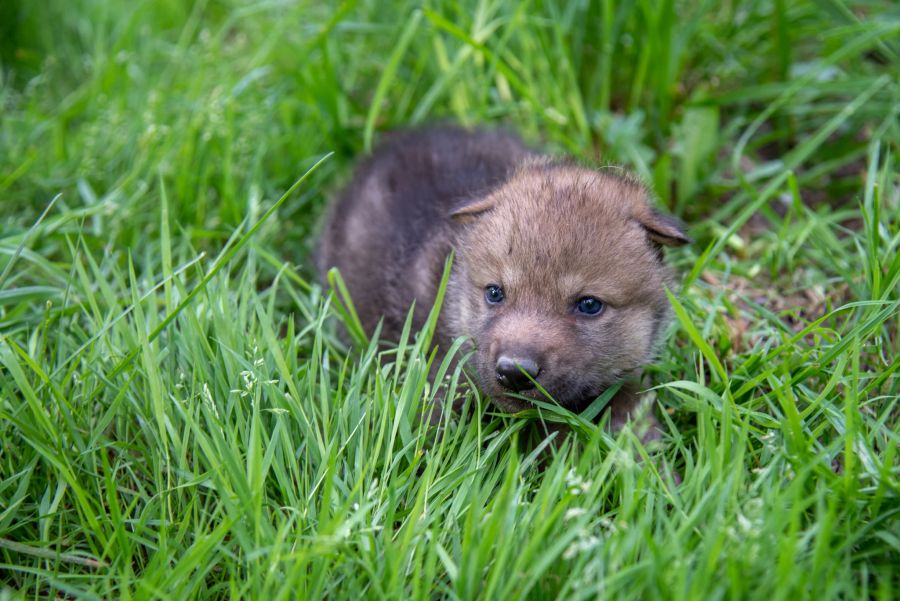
634 208 691 247
449 197 495 224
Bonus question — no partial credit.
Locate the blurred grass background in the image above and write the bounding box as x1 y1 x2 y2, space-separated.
1 0 898 598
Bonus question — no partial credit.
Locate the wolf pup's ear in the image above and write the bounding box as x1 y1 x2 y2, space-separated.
635 209 691 247
449 197 495 224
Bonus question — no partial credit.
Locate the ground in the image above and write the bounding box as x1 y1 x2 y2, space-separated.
0 1 898 599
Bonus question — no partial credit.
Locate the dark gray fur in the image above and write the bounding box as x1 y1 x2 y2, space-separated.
316 126 535 344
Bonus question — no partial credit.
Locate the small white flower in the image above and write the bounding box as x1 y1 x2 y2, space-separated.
563 534 602 560
565 508 587 521
565 469 592 495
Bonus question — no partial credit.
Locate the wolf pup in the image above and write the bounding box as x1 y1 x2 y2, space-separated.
317 126 689 437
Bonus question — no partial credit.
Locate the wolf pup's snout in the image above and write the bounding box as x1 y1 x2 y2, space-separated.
495 355 541 392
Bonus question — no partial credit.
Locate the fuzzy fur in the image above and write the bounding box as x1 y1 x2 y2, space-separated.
316 126 688 434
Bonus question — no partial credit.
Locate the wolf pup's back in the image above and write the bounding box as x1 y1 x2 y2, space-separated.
316 126 534 341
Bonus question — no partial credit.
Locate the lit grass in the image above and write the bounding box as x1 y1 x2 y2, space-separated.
1 0 898 598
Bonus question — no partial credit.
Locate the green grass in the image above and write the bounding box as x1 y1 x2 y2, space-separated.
1 0 898 598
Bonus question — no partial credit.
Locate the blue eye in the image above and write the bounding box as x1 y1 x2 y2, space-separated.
575 296 604 315
485 285 505 305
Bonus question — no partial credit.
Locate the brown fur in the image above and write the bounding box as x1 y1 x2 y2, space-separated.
316 126 688 436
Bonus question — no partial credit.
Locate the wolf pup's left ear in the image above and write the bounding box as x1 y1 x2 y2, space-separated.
635 209 691 247
449 197 495 224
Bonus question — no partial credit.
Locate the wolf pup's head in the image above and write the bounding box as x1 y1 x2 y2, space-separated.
446 163 689 413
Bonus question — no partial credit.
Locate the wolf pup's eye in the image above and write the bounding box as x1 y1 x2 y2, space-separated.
575 296 604 315
484 285 505 305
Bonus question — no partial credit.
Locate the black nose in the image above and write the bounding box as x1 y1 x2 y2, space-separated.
495 356 541 391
